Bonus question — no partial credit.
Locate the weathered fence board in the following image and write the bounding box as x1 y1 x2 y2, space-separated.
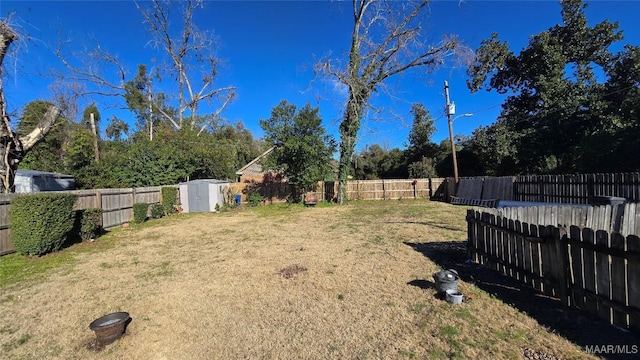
514 173 640 203
468 208 640 334
480 203 640 236
482 176 515 200
321 178 445 202
610 233 628 328
456 178 484 199
628 235 640 333
0 186 167 256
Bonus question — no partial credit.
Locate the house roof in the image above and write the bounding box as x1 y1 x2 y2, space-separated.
235 146 276 176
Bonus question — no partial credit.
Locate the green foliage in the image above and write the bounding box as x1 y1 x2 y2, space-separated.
64 127 95 171
248 193 263 207
161 187 179 215
122 138 189 186
82 103 100 133
17 100 69 172
466 0 638 174
408 156 437 179
260 101 336 201
406 103 437 165
353 145 407 180
150 204 164 219
78 208 103 242
125 64 161 136
68 123 262 189
133 202 149 224
10 193 78 256
105 116 129 141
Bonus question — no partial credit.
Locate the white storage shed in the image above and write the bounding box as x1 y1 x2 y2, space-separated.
179 179 230 213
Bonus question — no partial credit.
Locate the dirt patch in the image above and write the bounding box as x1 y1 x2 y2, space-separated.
1 200 636 359
278 264 307 279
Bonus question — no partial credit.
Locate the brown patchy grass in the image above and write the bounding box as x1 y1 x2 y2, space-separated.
0 200 598 359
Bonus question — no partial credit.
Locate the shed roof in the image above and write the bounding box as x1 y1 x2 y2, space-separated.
180 179 230 185
16 169 75 179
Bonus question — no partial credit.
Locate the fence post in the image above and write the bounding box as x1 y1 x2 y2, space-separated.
382 179 386 200
95 190 103 227
549 225 570 306
538 176 544 203
466 209 477 262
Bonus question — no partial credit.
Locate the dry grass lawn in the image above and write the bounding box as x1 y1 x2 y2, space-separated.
0 200 600 359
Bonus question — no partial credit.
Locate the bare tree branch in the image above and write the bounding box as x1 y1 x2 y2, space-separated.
315 0 468 203
0 21 59 192
53 38 126 96
136 0 235 132
197 90 235 136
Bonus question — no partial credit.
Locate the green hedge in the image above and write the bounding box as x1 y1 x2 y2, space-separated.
150 204 164 219
133 202 149 224
78 208 103 241
10 193 78 256
161 187 179 215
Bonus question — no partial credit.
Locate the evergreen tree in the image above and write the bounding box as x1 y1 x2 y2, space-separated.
260 100 336 201
467 0 633 174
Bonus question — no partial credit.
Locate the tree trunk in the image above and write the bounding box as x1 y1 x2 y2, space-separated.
337 96 364 204
90 112 100 163
1 22 60 192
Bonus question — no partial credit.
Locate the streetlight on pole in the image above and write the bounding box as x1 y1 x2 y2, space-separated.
444 81 473 186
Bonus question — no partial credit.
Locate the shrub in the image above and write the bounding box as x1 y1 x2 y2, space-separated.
133 202 149 224
161 187 179 215
78 208 103 241
248 192 263 207
10 193 78 256
150 204 164 219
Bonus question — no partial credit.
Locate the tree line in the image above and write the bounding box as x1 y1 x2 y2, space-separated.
352 0 640 180
2 0 638 194
17 100 265 189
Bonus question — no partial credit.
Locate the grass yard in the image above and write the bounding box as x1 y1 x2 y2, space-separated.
0 200 624 359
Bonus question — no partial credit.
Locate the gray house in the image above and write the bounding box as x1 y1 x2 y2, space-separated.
14 169 76 193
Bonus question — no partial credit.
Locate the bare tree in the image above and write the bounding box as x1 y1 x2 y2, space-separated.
136 0 235 134
0 21 60 192
53 0 234 135
315 0 466 203
48 80 85 121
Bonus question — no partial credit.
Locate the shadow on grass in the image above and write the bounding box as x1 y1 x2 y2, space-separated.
385 221 463 233
405 240 640 360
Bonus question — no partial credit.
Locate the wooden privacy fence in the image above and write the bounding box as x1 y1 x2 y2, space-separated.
467 208 640 334
450 176 514 206
0 186 166 256
450 173 640 205
514 173 640 204
236 178 448 203
483 203 640 236
323 178 446 201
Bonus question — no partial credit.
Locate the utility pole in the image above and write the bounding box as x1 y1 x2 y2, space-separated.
444 81 459 186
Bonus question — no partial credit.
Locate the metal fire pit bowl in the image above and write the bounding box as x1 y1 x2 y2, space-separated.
89 312 130 345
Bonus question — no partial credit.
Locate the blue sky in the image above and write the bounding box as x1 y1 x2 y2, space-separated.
1 0 639 152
